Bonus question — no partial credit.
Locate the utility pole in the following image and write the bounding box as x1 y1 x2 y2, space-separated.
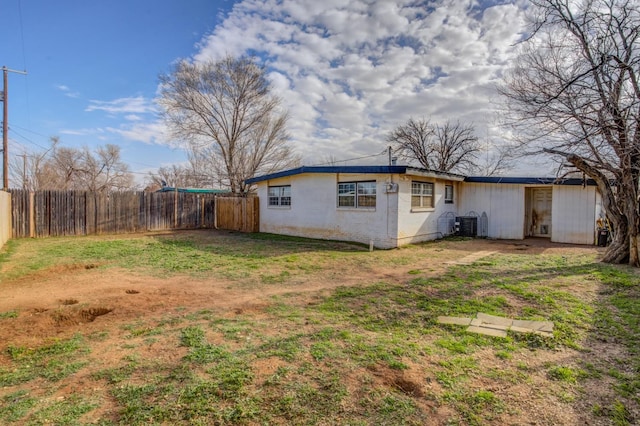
2 66 28 190
20 153 27 189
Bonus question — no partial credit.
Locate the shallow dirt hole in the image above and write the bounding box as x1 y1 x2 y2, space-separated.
81 307 113 322
393 377 425 397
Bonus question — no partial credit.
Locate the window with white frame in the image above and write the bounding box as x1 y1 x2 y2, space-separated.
445 184 454 204
268 185 291 206
411 181 434 208
338 181 376 208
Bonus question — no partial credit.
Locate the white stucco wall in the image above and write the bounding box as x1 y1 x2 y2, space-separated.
396 176 459 245
256 173 401 248
256 173 599 247
551 185 598 245
458 182 526 240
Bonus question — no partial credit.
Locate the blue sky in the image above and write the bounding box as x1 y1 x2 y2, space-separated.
2 0 533 188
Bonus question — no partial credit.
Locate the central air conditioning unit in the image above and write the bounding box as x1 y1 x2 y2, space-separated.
385 182 398 193
455 216 478 237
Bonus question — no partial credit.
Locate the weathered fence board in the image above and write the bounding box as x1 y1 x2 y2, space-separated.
9 190 224 238
215 196 259 233
0 191 11 248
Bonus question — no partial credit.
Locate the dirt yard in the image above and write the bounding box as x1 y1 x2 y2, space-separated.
0 231 636 425
0 235 595 349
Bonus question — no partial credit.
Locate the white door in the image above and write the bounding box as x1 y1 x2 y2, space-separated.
530 188 552 237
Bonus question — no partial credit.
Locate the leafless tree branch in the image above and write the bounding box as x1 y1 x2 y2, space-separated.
158 56 300 194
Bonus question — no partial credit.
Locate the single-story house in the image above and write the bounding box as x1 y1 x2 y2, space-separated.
245 166 601 248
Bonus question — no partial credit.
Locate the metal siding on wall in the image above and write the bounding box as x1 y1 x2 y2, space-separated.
551 186 597 245
490 184 526 240
459 183 525 240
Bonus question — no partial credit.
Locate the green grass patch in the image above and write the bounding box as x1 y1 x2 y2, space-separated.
0 334 89 386
1 234 639 424
0 390 37 422
546 365 585 383
0 310 18 319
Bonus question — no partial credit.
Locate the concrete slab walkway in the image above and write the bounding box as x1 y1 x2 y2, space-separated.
437 312 554 338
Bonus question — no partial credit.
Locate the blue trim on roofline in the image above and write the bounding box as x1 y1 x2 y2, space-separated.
246 166 598 186
464 176 597 186
245 165 410 184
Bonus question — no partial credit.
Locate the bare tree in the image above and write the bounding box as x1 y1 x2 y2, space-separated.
387 118 480 173
158 56 300 194
39 144 82 190
9 137 58 190
10 138 134 192
500 0 640 266
473 140 515 177
75 144 134 192
146 163 213 189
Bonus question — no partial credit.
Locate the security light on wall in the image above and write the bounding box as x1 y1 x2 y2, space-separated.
385 182 398 193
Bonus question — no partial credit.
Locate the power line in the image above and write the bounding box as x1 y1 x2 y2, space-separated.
309 148 388 166
8 127 49 150
9 123 50 139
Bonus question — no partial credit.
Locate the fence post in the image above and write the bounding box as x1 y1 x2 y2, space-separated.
29 191 35 238
173 188 178 229
213 195 218 229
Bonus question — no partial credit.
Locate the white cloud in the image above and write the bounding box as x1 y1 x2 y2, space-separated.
106 121 178 147
59 127 105 136
182 0 529 169
86 96 157 115
55 84 80 98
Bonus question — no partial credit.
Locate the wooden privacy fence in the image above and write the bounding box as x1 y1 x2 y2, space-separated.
0 191 11 248
215 196 259 233
9 190 259 238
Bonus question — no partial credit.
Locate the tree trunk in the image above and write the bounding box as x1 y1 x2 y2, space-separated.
630 234 639 267
628 212 640 266
602 226 629 264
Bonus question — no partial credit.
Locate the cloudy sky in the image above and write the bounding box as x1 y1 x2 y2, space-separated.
2 0 532 187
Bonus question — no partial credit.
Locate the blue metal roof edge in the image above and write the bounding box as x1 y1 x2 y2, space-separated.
464 176 597 186
245 165 410 184
246 167 597 186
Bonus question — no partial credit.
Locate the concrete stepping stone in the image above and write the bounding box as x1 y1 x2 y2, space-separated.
512 319 554 333
466 325 508 338
476 313 514 327
437 312 554 338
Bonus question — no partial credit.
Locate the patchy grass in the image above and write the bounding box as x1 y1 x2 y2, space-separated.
0 310 18 319
0 233 638 424
0 334 89 387
0 232 368 283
